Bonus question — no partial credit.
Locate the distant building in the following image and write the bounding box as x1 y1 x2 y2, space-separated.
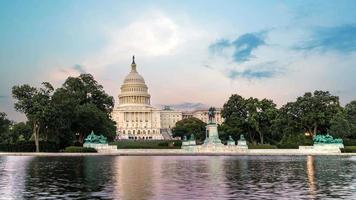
183 108 224 125
112 57 223 140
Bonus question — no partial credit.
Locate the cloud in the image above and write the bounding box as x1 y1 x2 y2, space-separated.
209 31 267 63
297 24 356 52
51 64 87 85
209 39 230 55
228 69 275 80
231 32 267 62
226 61 282 80
73 64 86 74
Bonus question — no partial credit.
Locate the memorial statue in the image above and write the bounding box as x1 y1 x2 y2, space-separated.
84 131 108 144
228 135 234 142
190 133 195 141
208 107 216 123
240 134 246 141
313 134 343 144
183 135 187 141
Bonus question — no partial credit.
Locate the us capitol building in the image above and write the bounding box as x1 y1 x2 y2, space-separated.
112 57 223 140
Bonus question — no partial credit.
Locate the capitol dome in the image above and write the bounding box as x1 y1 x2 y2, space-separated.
118 56 151 105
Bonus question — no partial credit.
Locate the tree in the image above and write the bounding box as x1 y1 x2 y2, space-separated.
221 94 248 141
0 112 12 143
245 98 278 144
345 100 356 139
10 122 33 142
271 102 304 142
72 103 116 142
12 82 54 152
221 94 278 144
282 91 341 137
329 109 351 139
172 118 207 141
51 74 116 144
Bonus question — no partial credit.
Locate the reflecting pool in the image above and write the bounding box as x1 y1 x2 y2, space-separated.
0 156 355 199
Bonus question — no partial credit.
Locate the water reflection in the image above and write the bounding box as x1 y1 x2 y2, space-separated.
116 156 155 200
0 156 355 199
307 156 317 199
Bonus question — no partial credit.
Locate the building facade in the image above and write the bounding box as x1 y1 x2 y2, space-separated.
112 57 223 140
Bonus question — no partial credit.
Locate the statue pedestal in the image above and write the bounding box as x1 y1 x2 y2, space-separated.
313 143 344 153
237 140 248 149
203 123 224 147
83 143 118 152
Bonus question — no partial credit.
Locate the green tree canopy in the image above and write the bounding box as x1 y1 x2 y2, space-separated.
329 109 351 139
10 121 32 142
281 90 341 137
11 74 116 151
221 94 278 144
172 117 206 141
52 74 116 144
12 82 54 152
0 112 12 143
345 100 356 139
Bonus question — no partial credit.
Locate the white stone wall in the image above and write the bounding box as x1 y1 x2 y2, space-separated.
160 110 182 129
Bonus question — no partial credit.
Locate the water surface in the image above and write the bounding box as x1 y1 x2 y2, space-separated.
0 156 355 199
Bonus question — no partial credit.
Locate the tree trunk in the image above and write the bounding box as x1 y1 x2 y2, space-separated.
313 123 318 137
257 130 264 144
33 122 40 152
79 133 84 144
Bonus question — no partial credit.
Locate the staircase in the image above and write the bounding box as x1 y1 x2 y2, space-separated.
160 128 173 140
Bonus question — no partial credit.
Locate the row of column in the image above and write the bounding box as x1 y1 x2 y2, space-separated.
120 96 150 104
124 112 153 122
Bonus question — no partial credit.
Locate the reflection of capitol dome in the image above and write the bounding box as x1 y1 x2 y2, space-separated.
118 56 151 106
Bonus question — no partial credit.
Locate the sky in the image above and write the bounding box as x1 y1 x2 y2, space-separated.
1 0 356 121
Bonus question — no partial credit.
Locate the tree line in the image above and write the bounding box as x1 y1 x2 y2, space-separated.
0 74 116 152
1 73 356 151
173 91 356 146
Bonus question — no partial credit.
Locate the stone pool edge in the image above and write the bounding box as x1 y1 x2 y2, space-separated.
1 150 356 156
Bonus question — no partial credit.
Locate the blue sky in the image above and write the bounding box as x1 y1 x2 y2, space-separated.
1 0 356 121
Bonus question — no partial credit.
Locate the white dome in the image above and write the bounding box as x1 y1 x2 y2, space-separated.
118 57 151 106
123 65 146 84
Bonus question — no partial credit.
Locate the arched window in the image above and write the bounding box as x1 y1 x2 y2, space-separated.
138 130 140 134
133 130 135 134
123 130 125 134
148 130 150 134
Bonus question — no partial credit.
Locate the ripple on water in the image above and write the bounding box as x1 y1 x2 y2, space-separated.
0 155 355 200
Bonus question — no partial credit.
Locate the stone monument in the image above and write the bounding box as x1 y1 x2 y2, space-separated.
312 134 344 152
237 134 248 149
182 134 197 147
202 107 224 147
227 136 235 146
83 131 117 152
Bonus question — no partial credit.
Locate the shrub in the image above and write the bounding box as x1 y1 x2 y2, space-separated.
248 144 277 149
276 143 299 149
277 134 313 149
0 141 60 152
64 146 97 153
340 146 356 153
